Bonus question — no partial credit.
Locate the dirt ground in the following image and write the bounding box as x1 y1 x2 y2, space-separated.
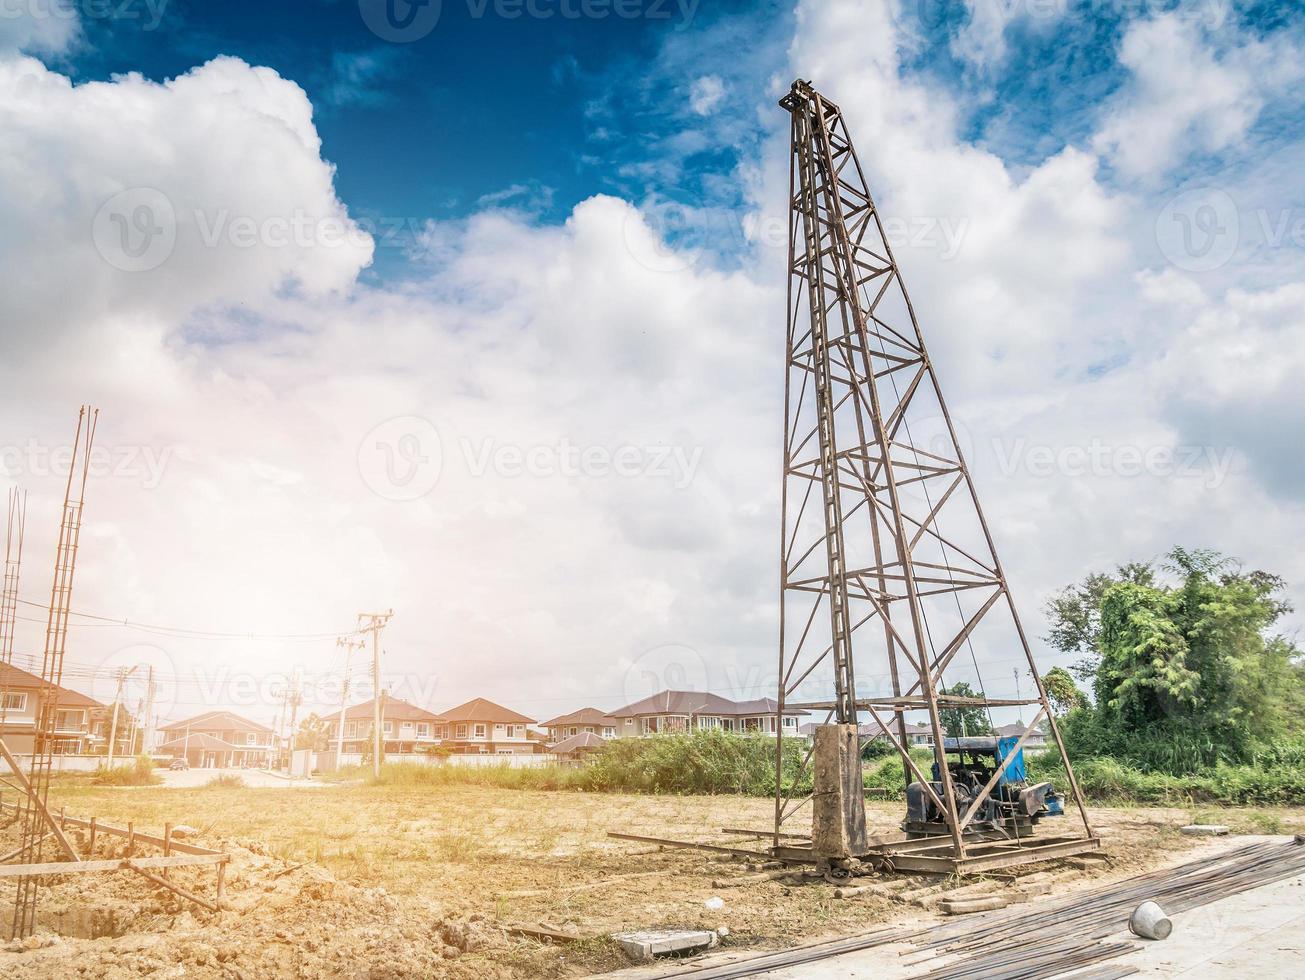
2 782 1302 979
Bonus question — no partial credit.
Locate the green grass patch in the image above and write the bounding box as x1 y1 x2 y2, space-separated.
91 754 161 786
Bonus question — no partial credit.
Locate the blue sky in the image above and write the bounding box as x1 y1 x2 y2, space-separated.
61 0 776 242
2 0 1304 720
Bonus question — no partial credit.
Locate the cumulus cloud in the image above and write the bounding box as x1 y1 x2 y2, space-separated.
1092 14 1288 181
779 0 1305 672
0 55 371 358
2 1 1303 730
689 75 726 115
0 0 81 56
0 48 778 721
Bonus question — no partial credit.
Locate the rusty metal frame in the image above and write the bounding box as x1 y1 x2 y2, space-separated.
773 81 1095 873
10 406 97 937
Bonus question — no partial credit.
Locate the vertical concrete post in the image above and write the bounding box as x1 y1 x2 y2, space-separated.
812 724 867 862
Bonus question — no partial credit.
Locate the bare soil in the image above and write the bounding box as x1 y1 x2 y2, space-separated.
1 783 1300 979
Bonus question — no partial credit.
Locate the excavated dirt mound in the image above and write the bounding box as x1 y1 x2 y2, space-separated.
0 836 510 979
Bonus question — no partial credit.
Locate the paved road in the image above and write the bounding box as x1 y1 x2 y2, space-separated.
158 767 331 789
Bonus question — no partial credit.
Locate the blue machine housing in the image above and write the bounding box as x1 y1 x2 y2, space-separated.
906 734 1063 835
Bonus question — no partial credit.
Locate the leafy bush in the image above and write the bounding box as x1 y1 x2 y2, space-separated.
1030 741 1305 806
206 773 246 788
92 754 161 786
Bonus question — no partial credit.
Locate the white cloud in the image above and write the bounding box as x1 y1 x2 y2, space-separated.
0 0 81 56
779 0 1305 672
2 2 1303 733
1093 14 1277 181
689 74 726 115
949 0 1063 69
0 54 372 354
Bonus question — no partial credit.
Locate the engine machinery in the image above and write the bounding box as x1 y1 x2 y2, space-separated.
905 736 1064 839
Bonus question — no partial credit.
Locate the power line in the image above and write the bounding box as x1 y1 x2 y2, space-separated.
13 597 356 641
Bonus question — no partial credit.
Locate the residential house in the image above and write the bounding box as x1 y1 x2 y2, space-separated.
0 661 104 755
540 707 618 742
321 697 446 755
438 698 537 755
609 690 808 738
548 731 607 765
995 722 1048 749
799 718 938 747
157 710 277 769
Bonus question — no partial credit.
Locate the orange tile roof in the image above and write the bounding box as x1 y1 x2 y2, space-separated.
439 697 534 725
540 707 619 729
0 661 103 709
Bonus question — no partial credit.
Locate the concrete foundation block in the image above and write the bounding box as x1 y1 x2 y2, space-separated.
1180 824 1230 836
611 929 719 962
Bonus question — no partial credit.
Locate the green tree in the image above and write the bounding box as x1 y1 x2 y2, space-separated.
1044 562 1155 681
1047 547 1302 767
1041 666 1085 715
295 712 329 751
939 682 994 737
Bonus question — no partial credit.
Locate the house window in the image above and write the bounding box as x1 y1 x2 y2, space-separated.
246 733 258 745
2 693 27 712
401 721 413 731
383 721 393 735
567 727 578 737
345 722 357 739
53 709 83 731
474 724 486 738
455 724 468 739
783 716 797 729
496 748 513 755
494 724 505 733
602 727 615 738
416 723 430 738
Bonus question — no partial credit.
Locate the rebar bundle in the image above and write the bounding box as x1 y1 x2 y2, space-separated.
916 839 1305 979
11 406 98 939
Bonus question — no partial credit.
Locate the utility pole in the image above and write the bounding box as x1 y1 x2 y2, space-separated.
272 687 287 770
284 670 302 776
358 610 393 780
1014 668 1024 725
335 635 365 767
141 666 155 756
106 664 139 768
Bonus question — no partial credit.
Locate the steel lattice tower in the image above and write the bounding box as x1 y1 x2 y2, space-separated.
773 81 1094 869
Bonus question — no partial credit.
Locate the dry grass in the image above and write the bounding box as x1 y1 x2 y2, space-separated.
37 780 1305 976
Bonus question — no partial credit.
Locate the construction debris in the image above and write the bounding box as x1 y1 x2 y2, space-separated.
612 928 719 962
1127 900 1173 940
1180 824 1230 836
651 838 1305 980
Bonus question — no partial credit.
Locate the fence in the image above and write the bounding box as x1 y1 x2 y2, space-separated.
315 751 555 772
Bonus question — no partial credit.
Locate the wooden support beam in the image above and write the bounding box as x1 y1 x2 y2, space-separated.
0 738 81 862
125 861 220 913
606 832 772 860
0 852 229 877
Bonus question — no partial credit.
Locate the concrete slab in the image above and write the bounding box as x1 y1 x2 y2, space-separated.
1106 872 1305 978
1180 824 1230 836
612 930 719 963
736 864 1305 978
